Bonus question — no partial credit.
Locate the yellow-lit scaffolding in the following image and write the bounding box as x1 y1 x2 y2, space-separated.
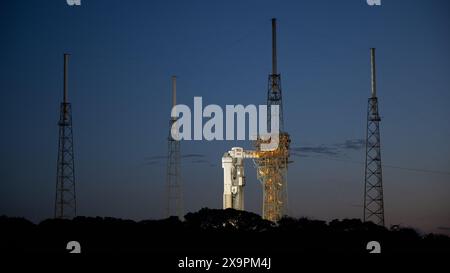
253 132 290 221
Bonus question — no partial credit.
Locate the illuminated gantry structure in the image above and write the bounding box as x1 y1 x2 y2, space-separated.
254 18 290 222
222 18 290 222
254 133 290 222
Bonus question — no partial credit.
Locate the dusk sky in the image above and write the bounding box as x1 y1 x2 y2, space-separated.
1 0 449 235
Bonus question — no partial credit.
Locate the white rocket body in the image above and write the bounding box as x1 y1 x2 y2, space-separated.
222 147 246 210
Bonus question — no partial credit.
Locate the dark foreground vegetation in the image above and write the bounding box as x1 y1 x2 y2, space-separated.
1 208 449 255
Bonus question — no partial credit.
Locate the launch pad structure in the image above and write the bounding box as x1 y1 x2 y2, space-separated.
222 18 290 222
254 133 290 221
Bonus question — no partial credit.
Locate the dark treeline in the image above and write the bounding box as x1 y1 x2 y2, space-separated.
1 208 449 254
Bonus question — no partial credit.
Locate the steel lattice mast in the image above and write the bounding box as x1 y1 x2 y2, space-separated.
363 48 385 226
55 53 77 219
166 76 183 218
254 18 290 222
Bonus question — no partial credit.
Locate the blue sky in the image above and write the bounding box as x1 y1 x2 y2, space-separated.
1 0 449 235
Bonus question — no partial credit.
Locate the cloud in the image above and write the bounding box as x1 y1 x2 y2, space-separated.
144 153 211 166
186 156 216 168
144 155 165 166
144 155 166 160
182 154 205 159
145 153 205 161
335 139 365 150
145 161 161 166
190 159 209 164
290 151 307 158
291 138 365 157
292 146 339 156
